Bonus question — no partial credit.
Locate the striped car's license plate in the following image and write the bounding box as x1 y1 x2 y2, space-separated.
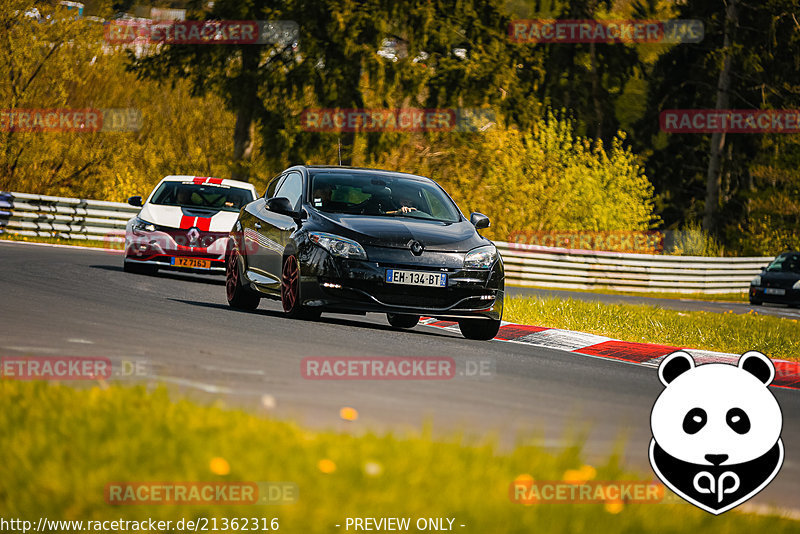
172 257 211 269
386 269 447 287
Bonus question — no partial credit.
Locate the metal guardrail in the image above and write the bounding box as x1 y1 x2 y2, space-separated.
0 191 134 243
0 191 771 293
496 242 770 294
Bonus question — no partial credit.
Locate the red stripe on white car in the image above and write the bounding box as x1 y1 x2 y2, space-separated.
192 177 224 185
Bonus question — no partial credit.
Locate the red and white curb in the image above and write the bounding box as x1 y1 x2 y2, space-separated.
420 318 800 390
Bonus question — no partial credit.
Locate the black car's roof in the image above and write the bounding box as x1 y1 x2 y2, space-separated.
301 165 432 182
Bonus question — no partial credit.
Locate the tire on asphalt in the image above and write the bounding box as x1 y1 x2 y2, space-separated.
225 243 260 310
281 254 321 320
386 313 420 329
458 318 501 340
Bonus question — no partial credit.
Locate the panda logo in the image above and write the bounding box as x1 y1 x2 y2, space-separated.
649 350 784 515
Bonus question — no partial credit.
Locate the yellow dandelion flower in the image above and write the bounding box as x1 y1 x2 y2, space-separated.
318 459 337 474
340 406 358 421
209 457 230 475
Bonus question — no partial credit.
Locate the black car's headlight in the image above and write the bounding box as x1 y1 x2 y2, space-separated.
132 217 156 233
464 245 498 269
309 232 367 260
793 280 800 290
751 275 762 287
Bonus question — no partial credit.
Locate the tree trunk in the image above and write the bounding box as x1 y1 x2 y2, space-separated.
231 48 260 181
703 0 737 233
589 40 603 140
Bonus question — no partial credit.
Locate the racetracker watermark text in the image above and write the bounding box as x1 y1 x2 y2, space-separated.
0 109 142 132
104 482 297 505
509 19 703 43
508 230 664 254
300 108 495 133
661 109 800 133
301 356 494 380
104 20 299 45
510 480 666 504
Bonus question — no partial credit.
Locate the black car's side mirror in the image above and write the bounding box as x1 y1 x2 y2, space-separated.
267 196 299 218
470 212 490 229
127 195 143 207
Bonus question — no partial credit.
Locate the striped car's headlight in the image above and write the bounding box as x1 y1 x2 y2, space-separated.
132 217 156 233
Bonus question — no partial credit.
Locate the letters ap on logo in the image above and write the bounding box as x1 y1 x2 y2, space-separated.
649 350 784 514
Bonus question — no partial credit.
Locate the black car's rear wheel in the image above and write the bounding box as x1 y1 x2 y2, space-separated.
387 313 420 329
749 298 762 306
458 318 501 340
281 255 321 320
226 246 260 310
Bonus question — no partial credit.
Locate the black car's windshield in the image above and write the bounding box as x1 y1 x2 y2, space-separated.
309 172 461 223
150 182 252 212
766 253 800 273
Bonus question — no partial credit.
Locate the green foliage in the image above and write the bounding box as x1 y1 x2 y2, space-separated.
505 295 800 362
372 112 657 242
0 1 238 201
664 220 725 256
2 380 799 532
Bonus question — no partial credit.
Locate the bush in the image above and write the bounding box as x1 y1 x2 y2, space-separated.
372 112 658 242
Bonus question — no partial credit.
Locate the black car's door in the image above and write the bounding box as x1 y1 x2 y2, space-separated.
253 170 304 286
241 174 284 288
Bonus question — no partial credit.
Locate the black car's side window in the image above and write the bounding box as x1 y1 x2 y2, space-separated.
265 174 285 199
274 172 304 212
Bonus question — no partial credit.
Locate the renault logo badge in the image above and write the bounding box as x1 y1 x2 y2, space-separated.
187 227 200 245
410 241 424 256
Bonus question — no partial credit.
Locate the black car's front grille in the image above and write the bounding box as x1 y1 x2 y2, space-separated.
764 279 796 290
345 283 489 310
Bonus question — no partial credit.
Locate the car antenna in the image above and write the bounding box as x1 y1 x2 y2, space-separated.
338 137 342 166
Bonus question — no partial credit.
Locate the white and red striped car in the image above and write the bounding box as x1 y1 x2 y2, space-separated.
124 175 257 274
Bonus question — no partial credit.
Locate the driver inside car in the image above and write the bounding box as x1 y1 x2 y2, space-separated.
386 191 421 215
312 183 335 209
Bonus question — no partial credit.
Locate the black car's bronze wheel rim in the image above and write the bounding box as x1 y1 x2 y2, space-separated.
281 255 300 312
226 249 240 302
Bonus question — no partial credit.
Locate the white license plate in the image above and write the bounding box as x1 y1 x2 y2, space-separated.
765 288 785 295
386 269 447 287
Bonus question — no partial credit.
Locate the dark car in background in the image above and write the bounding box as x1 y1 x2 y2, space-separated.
749 251 800 306
224 165 504 340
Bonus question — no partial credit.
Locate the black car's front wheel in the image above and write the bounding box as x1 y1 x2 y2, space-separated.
226 246 260 310
387 313 420 329
281 255 321 320
458 318 501 340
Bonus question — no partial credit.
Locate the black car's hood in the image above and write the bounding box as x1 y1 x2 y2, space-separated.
314 212 487 252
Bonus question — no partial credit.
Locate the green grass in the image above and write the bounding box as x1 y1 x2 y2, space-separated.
0 233 121 250
505 296 800 362
1 381 796 533
508 283 749 303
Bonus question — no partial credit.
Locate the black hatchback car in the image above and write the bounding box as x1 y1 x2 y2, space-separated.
224 166 504 339
749 251 800 306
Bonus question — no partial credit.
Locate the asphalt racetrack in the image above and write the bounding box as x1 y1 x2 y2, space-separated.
1 241 798 512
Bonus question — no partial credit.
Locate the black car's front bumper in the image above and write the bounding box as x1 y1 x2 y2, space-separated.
749 285 800 305
297 244 504 320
